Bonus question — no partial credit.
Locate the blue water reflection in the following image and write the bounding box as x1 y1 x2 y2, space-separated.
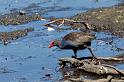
0 0 123 82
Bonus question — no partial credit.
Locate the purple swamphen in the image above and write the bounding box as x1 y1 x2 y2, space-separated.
48 32 96 59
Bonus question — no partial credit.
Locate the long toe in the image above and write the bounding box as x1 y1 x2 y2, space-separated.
91 57 101 65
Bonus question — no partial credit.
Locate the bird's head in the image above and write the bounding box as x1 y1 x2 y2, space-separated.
48 40 61 48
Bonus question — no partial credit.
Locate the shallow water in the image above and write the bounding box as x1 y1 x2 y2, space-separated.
0 0 124 82
0 0 122 17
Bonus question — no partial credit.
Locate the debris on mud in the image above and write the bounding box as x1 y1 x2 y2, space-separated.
71 4 124 38
59 56 124 82
43 4 124 36
43 18 90 31
0 27 34 45
68 75 124 82
0 2 73 26
43 4 124 38
0 12 43 25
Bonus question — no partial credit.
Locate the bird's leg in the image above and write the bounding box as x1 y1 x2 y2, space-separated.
72 49 77 58
87 47 97 59
87 47 101 64
85 46 101 64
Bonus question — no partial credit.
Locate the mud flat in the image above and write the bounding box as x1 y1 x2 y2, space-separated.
0 27 34 45
0 12 42 25
1 3 124 39
71 4 124 38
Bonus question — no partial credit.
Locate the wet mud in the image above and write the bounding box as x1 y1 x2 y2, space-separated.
0 27 34 45
0 13 42 25
1 2 124 39
0 1 124 82
71 4 124 38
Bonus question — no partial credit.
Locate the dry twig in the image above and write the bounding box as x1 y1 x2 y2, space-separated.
43 18 90 29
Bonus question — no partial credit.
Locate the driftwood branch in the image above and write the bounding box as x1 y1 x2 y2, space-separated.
68 75 124 82
59 57 124 76
43 18 90 29
97 56 124 61
73 56 124 61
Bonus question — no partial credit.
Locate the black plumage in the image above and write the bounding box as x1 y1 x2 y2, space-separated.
48 32 96 58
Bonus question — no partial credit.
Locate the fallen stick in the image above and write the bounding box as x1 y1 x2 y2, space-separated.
77 56 124 61
43 18 90 29
68 75 124 82
98 57 124 61
59 57 124 76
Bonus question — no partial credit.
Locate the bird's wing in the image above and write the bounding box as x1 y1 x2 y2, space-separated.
63 32 95 46
63 32 81 41
76 35 95 43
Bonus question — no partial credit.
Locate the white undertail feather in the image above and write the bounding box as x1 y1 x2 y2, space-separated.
48 27 55 31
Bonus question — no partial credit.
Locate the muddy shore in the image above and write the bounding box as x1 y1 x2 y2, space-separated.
0 12 42 25
71 4 124 38
0 3 124 38
0 27 34 45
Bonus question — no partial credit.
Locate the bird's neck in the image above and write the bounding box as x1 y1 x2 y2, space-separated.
58 41 62 48
54 40 61 48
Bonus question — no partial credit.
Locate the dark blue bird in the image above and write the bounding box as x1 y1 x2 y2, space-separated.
48 32 96 58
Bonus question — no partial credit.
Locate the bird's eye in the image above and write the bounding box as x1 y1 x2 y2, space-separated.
51 41 54 45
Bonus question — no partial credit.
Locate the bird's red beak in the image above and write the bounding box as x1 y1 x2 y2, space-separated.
48 44 53 48
48 41 54 48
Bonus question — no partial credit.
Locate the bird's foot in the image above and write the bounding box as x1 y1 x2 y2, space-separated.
92 56 98 61
71 56 77 58
91 57 101 65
